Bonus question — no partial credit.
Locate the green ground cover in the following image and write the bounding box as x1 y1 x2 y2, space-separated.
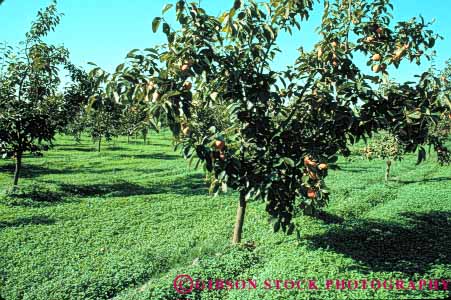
1 133 450 300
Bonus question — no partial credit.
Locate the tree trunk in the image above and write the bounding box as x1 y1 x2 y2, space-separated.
385 160 391 181
13 152 22 187
98 136 102 152
127 134 130 144
143 133 147 145
232 191 247 244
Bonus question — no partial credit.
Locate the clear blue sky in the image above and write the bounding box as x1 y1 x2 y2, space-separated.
1 0 450 82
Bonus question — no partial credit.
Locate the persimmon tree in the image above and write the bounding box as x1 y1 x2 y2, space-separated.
0 1 69 187
104 0 450 244
84 68 122 152
361 132 404 181
61 65 96 142
119 102 159 144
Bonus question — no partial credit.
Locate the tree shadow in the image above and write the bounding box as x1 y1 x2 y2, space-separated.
338 166 379 173
0 164 80 179
105 146 128 151
118 152 179 160
54 145 128 152
0 185 75 207
394 177 451 185
147 142 172 147
54 173 208 198
0 216 56 229
53 146 94 152
307 211 451 275
315 210 345 224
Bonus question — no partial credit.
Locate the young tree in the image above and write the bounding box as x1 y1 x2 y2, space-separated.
361 132 404 181
106 0 450 244
120 103 157 144
0 1 69 187
60 64 96 142
86 91 122 152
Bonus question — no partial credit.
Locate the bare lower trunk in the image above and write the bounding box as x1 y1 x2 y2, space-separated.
385 160 391 181
127 134 130 144
13 152 22 187
232 191 247 244
98 136 102 152
143 133 147 145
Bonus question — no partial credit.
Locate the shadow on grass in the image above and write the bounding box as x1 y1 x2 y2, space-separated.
147 142 171 147
315 210 345 224
0 216 56 229
338 166 380 173
394 177 451 185
53 145 128 152
0 164 80 179
118 152 179 160
52 173 208 198
0 185 77 208
53 146 94 152
0 163 173 179
308 211 451 275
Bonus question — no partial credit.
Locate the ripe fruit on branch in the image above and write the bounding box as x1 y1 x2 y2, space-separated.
332 59 339 68
219 152 226 161
380 63 387 72
183 81 192 90
372 64 381 73
152 91 160 102
376 27 383 34
372 53 381 61
331 41 338 48
180 59 193 72
182 126 191 136
214 140 225 151
147 80 155 91
307 188 316 199
441 76 449 83
181 64 190 72
304 156 318 168
317 46 323 59
364 36 375 43
318 163 328 171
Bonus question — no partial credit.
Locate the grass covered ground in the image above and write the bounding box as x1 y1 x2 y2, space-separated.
0 133 450 300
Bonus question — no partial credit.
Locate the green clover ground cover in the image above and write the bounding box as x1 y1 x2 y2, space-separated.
0 133 450 300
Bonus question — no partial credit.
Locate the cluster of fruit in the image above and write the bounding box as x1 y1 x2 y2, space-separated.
303 156 328 199
364 26 417 73
144 59 194 103
212 139 226 161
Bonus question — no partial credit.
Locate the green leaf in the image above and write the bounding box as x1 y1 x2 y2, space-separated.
152 17 162 33
283 157 295 167
163 23 170 35
407 111 422 119
162 3 173 14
